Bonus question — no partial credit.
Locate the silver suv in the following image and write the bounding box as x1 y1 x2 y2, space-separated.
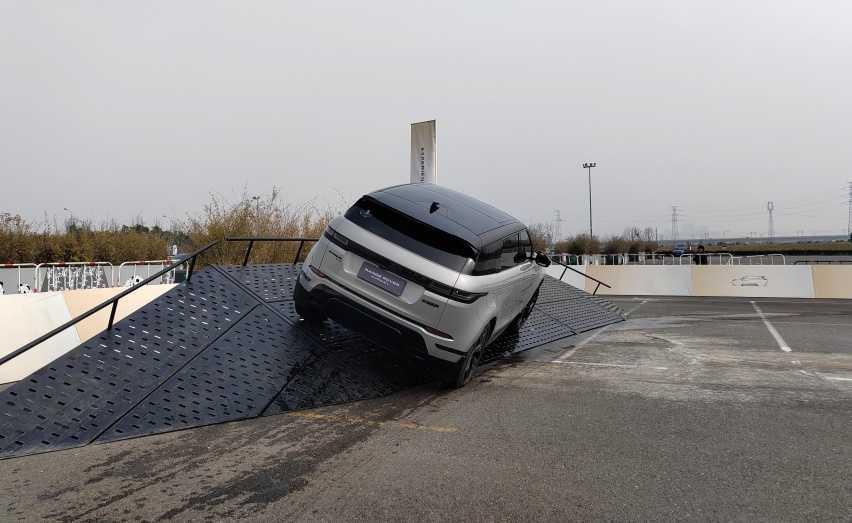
294 183 550 387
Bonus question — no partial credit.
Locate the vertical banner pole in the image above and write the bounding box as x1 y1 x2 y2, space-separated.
410 120 437 184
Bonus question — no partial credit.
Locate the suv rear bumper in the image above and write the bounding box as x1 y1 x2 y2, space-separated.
295 273 465 363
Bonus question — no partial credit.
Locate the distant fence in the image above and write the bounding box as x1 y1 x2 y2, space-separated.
553 264 852 299
547 252 846 266
0 259 186 294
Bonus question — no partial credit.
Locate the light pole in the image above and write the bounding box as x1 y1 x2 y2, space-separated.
63 207 74 232
582 162 596 239
251 196 260 234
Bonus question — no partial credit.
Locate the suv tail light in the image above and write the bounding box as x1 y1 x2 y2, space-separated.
426 280 486 304
449 288 488 304
324 226 349 249
308 264 328 279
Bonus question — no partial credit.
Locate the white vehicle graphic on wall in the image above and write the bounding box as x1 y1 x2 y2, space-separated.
730 275 768 287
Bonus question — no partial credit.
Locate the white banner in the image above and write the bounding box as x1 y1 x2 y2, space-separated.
410 120 437 184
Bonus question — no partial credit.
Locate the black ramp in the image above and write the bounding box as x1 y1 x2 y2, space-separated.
0 269 256 458
98 308 319 442
269 299 366 348
486 309 577 358
0 264 622 459
534 276 624 333
218 264 301 302
265 341 428 414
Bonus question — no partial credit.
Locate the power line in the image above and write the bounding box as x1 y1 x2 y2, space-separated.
671 205 680 243
767 201 775 240
848 182 852 238
553 209 563 243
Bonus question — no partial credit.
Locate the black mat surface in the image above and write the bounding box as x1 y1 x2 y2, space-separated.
0 266 622 458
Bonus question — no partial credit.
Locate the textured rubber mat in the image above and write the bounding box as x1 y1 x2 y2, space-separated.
486 310 577 358
265 343 429 414
533 277 624 333
0 269 255 458
98 308 319 442
0 265 622 459
218 264 302 302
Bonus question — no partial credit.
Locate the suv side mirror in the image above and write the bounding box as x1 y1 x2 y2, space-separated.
534 252 551 267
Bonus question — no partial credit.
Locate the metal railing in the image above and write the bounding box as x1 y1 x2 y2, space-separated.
36 261 114 291
550 259 612 295
0 236 319 368
732 254 787 265
0 263 38 292
227 237 317 267
678 253 734 265
116 260 176 286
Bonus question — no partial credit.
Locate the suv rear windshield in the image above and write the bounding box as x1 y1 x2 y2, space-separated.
344 197 477 272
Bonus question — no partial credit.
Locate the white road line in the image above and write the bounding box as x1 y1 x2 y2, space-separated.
822 375 852 382
552 299 648 363
750 301 792 352
550 361 668 371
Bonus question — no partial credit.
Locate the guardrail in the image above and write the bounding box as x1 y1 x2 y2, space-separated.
0 263 38 292
36 262 114 291
793 259 852 265
549 259 612 295
732 254 787 265
678 253 734 265
0 237 319 368
116 260 176 286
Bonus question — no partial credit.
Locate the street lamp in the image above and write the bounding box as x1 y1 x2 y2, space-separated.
251 196 261 234
63 207 74 232
581 162 596 239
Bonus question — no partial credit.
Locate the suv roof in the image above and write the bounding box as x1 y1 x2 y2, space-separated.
366 183 523 249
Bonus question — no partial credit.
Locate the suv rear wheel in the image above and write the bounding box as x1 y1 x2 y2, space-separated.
294 294 327 324
443 323 492 389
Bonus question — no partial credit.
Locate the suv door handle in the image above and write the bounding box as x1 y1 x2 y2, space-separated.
519 263 532 272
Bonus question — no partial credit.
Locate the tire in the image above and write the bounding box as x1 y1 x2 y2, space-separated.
294 289 327 324
443 323 492 389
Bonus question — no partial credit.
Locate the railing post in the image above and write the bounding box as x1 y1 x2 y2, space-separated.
108 300 118 330
594 282 601 295
187 255 197 282
560 265 568 281
242 240 255 267
293 240 304 264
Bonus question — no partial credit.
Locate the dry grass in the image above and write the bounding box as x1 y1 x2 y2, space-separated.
186 188 331 265
0 189 332 265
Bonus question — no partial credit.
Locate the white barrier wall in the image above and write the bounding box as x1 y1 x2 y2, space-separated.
583 265 851 299
0 292 81 383
64 285 175 342
544 265 588 289
585 265 693 296
691 266 815 298
0 284 175 384
811 266 852 299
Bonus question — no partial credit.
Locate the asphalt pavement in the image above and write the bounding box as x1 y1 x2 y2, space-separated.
1 296 850 521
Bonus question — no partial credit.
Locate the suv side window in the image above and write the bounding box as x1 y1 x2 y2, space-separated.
501 233 519 270
517 229 532 263
473 239 502 275
473 230 529 275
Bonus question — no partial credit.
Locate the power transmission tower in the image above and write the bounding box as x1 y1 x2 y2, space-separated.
671 206 680 243
847 182 852 239
553 210 564 244
767 201 775 240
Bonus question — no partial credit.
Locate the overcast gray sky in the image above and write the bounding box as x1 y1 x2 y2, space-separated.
2 1 850 239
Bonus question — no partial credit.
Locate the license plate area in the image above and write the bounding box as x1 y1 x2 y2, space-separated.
357 262 407 297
